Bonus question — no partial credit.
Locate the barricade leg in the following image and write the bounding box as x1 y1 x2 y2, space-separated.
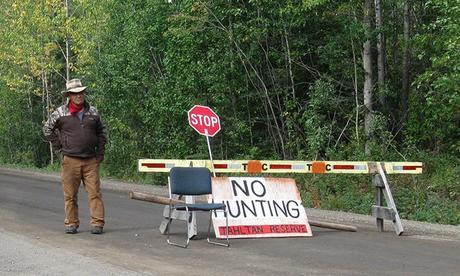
371 163 404 235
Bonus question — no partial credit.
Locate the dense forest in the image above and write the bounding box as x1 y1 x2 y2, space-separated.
0 0 458 224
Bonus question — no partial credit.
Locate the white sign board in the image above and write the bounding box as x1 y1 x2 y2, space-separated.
211 177 312 238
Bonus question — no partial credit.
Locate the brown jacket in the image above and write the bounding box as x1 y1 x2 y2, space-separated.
43 102 107 159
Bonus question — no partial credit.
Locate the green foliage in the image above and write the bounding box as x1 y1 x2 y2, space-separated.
0 83 49 166
299 173 374 214
410 0 460 154
0 0 458 225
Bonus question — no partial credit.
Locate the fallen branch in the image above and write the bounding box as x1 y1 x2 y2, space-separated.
308 220 357 232
129 191 357 232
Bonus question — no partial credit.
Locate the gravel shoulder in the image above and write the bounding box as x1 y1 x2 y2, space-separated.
0 226 146 275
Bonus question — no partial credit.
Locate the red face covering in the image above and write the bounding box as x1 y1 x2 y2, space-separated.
69 101 84 114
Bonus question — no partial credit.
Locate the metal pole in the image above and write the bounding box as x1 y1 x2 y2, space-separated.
205 129 216 177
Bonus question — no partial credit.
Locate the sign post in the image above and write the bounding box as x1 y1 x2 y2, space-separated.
161 105 221 239
204 129 215 176
187 105 221 176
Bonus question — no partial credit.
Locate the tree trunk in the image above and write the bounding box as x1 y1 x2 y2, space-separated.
363 0 374 155
351 38 360 143
65 0 70 81
43 72 54 165
375 0 386 107
284 27 296 102
401 0 411 128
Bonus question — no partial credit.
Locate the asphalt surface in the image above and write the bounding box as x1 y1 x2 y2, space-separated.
0 167 459 275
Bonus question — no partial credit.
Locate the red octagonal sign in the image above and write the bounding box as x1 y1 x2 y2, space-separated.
188 105 221 137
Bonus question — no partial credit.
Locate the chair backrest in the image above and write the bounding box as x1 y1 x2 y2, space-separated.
169 167 212 196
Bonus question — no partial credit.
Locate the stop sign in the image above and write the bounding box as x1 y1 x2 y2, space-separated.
187 105 221 137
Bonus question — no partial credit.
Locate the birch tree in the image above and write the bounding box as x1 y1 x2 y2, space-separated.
363 0 374 155
375 0 386 107
401 0 411 127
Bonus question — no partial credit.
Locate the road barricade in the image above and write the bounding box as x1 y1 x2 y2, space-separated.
136 159 423 236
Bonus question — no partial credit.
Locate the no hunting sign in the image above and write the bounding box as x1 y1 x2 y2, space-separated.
211 177 312 238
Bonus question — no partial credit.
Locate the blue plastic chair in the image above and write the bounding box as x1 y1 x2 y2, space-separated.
166 167 229 248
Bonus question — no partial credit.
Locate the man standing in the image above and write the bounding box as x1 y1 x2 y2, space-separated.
43 79 107 234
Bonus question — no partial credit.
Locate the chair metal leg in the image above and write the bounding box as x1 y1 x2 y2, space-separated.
206 210 230 247
166 206 191 248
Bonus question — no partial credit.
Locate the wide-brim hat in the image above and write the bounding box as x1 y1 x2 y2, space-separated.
64 78 87 93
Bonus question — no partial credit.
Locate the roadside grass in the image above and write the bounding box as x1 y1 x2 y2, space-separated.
297 154 460 225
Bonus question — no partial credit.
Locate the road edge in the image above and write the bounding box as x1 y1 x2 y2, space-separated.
1 166 458 241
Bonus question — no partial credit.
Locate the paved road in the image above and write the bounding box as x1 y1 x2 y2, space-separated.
0 169 459 275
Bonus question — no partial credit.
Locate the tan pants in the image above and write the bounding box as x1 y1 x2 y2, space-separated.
61 155 105 228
